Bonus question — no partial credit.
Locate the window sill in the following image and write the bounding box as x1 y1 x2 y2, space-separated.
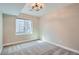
16 33 32 35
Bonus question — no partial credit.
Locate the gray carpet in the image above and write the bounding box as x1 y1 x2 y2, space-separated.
1 40 79 55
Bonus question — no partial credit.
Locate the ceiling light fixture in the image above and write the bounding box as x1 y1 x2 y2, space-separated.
32 3 44 11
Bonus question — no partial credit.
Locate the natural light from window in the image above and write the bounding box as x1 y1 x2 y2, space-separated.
16 19 32 35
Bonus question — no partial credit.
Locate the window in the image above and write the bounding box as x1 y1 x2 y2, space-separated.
16 19 32 35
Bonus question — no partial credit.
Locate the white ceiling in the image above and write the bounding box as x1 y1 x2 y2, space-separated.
0 3 71 16
21 3 71 16
0 3 25 15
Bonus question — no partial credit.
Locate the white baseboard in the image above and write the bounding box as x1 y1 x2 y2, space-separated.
43 40 79 54
3 39 40 47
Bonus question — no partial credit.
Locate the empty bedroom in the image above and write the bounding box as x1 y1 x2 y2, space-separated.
0 3 79 55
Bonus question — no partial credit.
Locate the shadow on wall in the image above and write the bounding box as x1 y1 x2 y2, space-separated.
40 3 79 51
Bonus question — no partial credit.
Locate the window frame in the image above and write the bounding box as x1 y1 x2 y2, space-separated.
16 18 32 35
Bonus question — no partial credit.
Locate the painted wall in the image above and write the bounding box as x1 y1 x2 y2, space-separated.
40 4 79 51
0 12 3 53
3 13 40 45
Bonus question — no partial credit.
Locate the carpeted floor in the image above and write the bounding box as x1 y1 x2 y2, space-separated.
1 40 79 55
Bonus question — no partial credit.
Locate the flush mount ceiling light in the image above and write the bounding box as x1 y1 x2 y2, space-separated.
32 3 44 11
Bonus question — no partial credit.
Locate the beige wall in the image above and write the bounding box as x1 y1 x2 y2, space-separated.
3 13 40 45
0 12 3 53
40 4 79 51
